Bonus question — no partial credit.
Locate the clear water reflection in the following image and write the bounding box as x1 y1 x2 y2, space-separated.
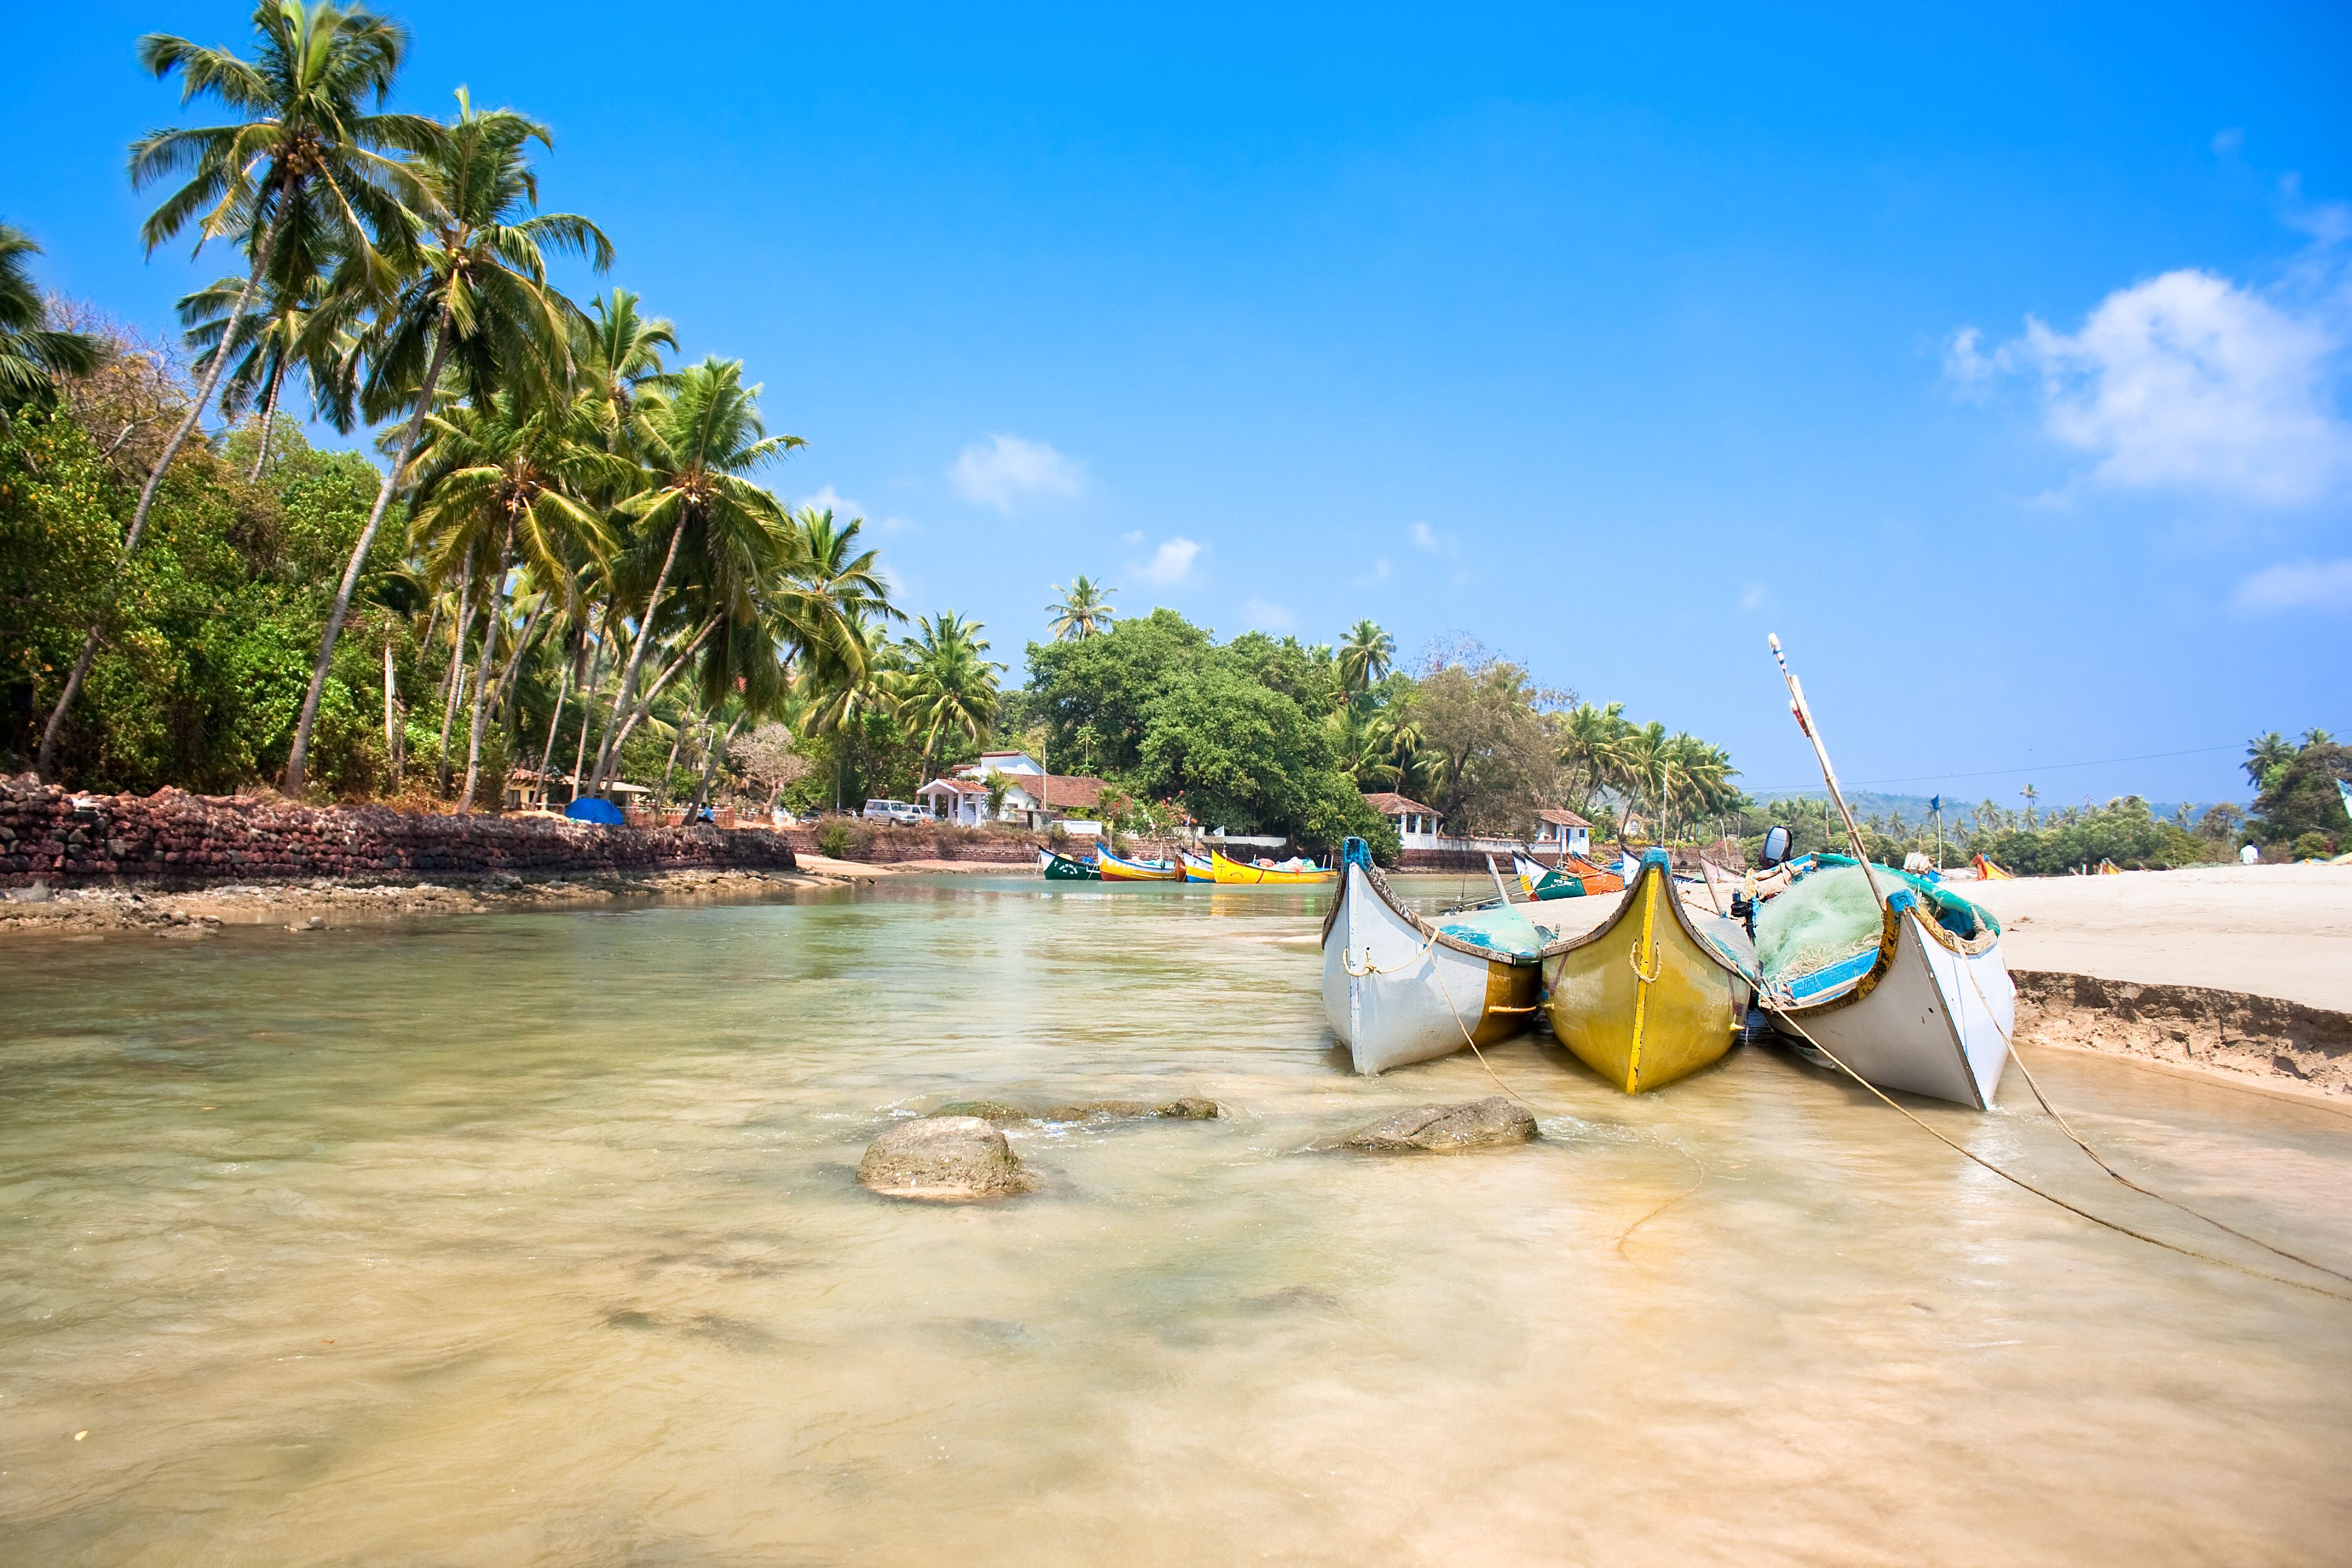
1 873 2347 1565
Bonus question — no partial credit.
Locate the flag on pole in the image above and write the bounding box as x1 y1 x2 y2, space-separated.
1929 795 1941 813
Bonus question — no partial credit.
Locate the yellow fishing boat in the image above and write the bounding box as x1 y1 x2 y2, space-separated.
1094 844 1182 881
1210 848 1337 885
1541 848 1756 1093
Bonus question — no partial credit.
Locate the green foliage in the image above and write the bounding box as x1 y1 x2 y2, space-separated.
0 408 392 791
814 818 860 859
2249 739 2349 853
2292 831 2335 861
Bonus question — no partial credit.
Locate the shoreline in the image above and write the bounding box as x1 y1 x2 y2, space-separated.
7 862 2345 1105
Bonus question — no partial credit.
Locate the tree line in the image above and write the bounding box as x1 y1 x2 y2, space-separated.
1 1 1002 816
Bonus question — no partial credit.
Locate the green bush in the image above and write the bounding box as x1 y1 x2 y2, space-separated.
815 818 861 859
2292 831 2335 861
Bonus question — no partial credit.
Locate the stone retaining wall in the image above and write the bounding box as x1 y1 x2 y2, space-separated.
0 777 795 886
2012 969 2352 1097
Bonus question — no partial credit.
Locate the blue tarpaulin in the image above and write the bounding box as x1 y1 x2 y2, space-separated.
564 797 626 826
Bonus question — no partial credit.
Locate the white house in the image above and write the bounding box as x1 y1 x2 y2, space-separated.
916 753 1111 831
1364 791 1443 849
916 776 991 826
1534 808 1591 857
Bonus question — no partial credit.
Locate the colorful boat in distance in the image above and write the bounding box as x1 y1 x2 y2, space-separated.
1037 848 1101 880
1541 848 1756 1093
1210 849 1337 885
1970 852 2013 881
1512 848 1624 898
1095 844 1182 881
1755 860 2013 1110
1322 838 1546 1074
1178 851 1216 883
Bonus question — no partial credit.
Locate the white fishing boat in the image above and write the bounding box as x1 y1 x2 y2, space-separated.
1320 839 1547 1074
1756 863 2013 1108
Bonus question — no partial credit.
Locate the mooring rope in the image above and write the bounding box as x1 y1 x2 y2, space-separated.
1950 958 2352 1287
1763 1001 2352 1302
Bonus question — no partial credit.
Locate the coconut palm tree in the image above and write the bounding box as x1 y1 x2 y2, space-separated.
2244 731 2296 791
800 609 902 812
176 267 353 480
0 223 102 422
408 392 618 808
577 286 676 460
285 89 612 795
586 357 799 794
901 612 1003 782
1047 575 1115 639
1338 618 1394 696
39 1 429 779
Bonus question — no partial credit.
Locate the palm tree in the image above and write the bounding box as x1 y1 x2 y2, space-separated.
285 90 612 795
901 612 1004 782
1338 618 1394 696
577 287 676 460
0 223 102 422
176 267 350 480
2244 731 2295 791
408 393 616 809
39 1 428 780
1047 575 1115 639
586 358 799 794
1557 701 1629 815
2019 782 2040 828
800 609 902 812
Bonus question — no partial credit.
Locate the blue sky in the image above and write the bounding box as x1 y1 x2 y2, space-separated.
8 4 2350 809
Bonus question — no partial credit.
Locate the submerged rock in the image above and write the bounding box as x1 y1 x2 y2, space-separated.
1345 1097 1537 1152
857 1116 1034 1201
934 1099 1030 1125
939 1096 1223 1125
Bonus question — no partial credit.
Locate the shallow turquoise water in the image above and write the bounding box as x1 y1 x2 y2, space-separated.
1 875 2348 1566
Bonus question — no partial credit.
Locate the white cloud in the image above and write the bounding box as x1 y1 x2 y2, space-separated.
2212 127 2244 156
1410 521 1439 551
797 484 915 534
2232 557 2352 613
1132 535 1201 586
1243 596 1296 631
948 434 1085 512
1119 529 1143 544
1353 556 1392 587
1739 581 1770 612
1949 267 2351 508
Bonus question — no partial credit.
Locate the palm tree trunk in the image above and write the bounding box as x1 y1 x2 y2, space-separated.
537 661 570 788
587 509 690 794
283 314 454 796
458 523 517 812
656 724 686 817
246 364 284 484
563 624 607 800
38 207 284 781
598 615 720 771
691 712 746 815
436 547 477 795
382 633 398 788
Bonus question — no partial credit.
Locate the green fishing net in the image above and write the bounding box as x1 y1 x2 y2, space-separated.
1754 861 1999 981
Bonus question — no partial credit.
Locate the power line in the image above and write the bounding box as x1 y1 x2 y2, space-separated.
1748 742 2245 798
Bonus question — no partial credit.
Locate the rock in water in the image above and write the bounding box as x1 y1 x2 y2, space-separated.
1153 1097 1221 1120
857 1117 1035 1201
1345 1097 1537 1152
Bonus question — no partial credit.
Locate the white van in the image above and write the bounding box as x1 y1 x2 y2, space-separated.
861 799 928 823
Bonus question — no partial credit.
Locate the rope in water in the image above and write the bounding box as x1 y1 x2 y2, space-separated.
1762 1000 2352 1302
1949 958 2352 1287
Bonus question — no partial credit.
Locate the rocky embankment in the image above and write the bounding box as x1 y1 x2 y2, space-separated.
2013 969 2352 1098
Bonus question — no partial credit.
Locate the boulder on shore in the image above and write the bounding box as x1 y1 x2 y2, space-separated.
857 1116 1035 1201
1344 1097 1537 1152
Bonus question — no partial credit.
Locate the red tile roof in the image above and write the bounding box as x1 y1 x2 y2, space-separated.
1362 791 1436 817
1537 808 1591 828
1040 774 1108 809
920 777 988 795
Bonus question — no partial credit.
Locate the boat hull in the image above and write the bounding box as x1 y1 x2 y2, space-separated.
1095 846 1181 881
1773 904 2013 1109
1541 852 1753 1093
1179 852 1215 882
1038 849 1100 880
1212 849 1336 885
1321 863 1540 1074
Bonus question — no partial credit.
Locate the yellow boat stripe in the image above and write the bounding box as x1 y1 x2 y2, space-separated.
1624 869 1658 1093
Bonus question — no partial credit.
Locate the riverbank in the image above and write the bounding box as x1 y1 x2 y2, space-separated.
0 865 846 939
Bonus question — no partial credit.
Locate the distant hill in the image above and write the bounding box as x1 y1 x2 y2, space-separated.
1753 788 2236 825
